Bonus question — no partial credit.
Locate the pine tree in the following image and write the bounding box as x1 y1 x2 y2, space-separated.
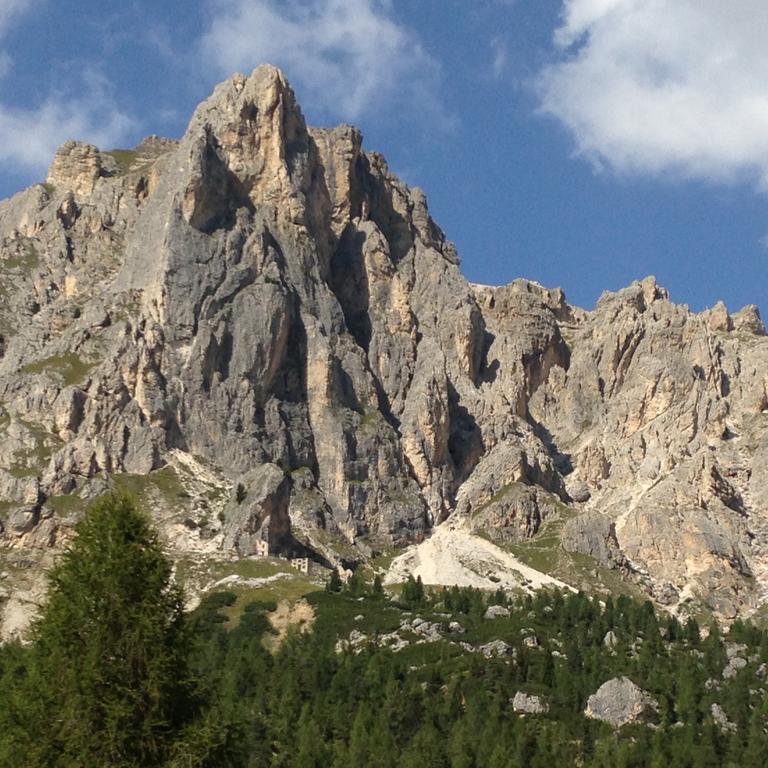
326 568 343 592
346 569 366 596
742 701 768 767
1 493 206 767
292 706 328 768
400 722 446 768
402 574 426 606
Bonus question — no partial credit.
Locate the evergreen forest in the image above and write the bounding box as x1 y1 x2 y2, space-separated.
1 494 767 767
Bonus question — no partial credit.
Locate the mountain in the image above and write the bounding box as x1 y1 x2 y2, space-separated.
1 65 767 635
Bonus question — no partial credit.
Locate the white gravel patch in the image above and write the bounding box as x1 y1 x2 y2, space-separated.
385 521 573 593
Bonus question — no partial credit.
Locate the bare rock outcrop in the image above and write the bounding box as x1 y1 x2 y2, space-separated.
2 65 768 628
530 275 768 616
584 677 658 728
46 141 105 198
562 511 625 569
222 464 292 556
512 692 548 714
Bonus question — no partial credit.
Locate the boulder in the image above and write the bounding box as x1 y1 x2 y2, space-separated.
484 604 511 619
710 703 737 733
480 639 511 658
584 677 658 728
512 692 548 714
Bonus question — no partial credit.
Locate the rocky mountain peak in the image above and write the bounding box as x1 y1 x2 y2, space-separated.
2 66 768 638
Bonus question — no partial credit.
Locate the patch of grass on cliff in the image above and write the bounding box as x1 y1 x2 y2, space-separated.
45 493 87 517
113 466 189 507
472 482 516 518
506 511 571 574
308 527 361 561
504 516 647 601
21 352 96 387
106 149 139 174
564 552 647 600
13 419 62 472
106 293 146 331
2 240 39 271
8 465 39 479
358 410 384 434
369 546 400 574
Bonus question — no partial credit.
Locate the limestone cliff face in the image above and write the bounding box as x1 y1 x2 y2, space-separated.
529 277 768 616
1 66 767 626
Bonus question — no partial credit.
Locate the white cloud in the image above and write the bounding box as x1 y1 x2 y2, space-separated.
0 3 133 174
491 36 508 78
537 0 768 185
200 0 446 123
0 73 135 170
0 0 36 34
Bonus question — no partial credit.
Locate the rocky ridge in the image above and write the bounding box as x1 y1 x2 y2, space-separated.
1 65 768 635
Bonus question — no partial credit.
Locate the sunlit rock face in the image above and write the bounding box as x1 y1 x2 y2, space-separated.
2 65 768 633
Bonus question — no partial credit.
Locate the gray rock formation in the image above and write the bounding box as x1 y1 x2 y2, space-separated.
222 463 291 556
479 639 512 658
1 65 768 631
723 655 748 680
512 692 548 714
584 677 658 728
710 703 737 732
562 511 625 569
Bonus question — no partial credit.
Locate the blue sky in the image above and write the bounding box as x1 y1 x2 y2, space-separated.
2 0 768 313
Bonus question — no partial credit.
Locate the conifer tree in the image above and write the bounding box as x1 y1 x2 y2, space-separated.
326 568 343 593
0 493 212 767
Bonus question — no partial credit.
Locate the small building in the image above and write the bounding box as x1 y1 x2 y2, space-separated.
252 539 269 557
291 557 310 574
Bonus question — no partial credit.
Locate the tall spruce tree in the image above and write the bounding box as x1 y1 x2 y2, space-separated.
1 493 205 767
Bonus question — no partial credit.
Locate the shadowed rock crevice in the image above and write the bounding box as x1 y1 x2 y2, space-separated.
329 226 372 352
185 129 255 234
447 382 483 487
361 155 417 265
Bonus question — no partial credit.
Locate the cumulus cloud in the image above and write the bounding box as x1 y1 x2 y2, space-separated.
200 0 446 123
0 73 135 170
537 0 768 185
0 2 133 175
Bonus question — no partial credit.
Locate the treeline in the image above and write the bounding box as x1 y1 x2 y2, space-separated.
1 495 767 767
184 582 768 767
